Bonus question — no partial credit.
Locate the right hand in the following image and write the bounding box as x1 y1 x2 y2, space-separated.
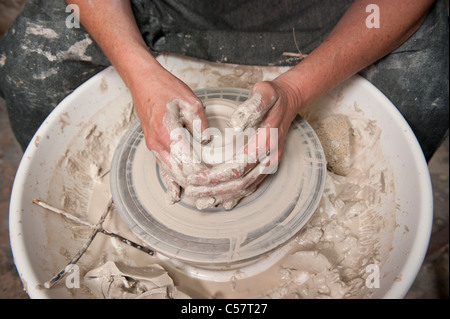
128 66 209 204
185 80 302 210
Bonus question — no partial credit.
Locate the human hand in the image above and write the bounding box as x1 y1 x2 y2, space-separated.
129 67 209 204
185 80 303 210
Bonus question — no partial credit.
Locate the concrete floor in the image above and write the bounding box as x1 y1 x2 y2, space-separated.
0 97 29 299
0 0 448 299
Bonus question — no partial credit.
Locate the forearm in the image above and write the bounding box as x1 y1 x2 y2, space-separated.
278 0 435 108
65 0 165 91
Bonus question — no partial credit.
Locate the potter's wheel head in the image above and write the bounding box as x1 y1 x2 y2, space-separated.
110 88 326 266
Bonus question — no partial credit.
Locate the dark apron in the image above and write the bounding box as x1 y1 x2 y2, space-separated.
0 0 448 160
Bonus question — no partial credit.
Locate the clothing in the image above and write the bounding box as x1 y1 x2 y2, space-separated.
0 0 448 161
130 0 352 65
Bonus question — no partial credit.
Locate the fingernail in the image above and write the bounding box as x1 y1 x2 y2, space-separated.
165 191 180 205
223 199 238 210
195 197 216 210
187 172 207 185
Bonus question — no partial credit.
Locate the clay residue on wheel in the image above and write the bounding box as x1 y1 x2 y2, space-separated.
43 65 396 299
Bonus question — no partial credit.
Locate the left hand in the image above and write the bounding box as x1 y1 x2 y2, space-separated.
185 79 303 210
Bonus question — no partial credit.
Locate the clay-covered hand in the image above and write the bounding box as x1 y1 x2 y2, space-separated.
130 69 209 204
186 80 302 210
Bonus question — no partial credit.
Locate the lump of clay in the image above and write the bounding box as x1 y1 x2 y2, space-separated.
314 114 352 176
84 261 190 299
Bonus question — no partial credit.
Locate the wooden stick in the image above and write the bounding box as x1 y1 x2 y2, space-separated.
32 199 154 256
43 199 113 289
33 199 92 227
34 198 156 289
282 52 308 58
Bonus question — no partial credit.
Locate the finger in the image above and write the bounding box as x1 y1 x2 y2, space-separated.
186 130 263 186
165 101 205 173
229 82 277 130
169 126 202 169
221 198 239 211
164 99 183 133
193 184 258 211
187 161 249 185
185 161 268 198
177 99 209 144
193 175 263 211
194 197 216 210
164 99 197 167
152 149 186 187
160 170 181 204
187 126 278 185
151 149 184 204
220 184 258 210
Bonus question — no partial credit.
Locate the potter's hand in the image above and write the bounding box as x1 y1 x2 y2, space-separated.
131 69 209 204
186 80 302 210
71 0 435 208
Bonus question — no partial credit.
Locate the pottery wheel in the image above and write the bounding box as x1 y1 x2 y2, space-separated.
110 88 326 266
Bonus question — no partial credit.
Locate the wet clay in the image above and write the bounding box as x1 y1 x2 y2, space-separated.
314 114 352 176
44 66 396 299
110 92 325 267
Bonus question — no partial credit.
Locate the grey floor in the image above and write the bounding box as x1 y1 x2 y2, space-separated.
0 0 448 299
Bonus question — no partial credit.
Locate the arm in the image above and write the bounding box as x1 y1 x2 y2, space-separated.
278 0 435 107
187 0 435 208
66 0 209 203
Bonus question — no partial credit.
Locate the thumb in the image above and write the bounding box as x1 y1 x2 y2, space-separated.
229 82 278 130
178 99 209 144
